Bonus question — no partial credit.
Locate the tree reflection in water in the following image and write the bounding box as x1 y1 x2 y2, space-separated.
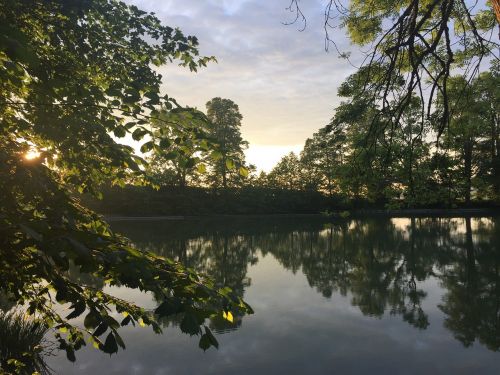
439 217 500 351
111 216 500 350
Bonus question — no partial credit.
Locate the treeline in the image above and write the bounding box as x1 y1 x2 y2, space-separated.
99 65 500 215
260 65 500 208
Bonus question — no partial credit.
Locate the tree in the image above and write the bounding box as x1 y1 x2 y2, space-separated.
438 77 485 204
435 70 500 205
300 125 346 196
292 60 499 207
286 0 499 136
325 68 395 203
205 98 248 189
0 0 251 368
267 152 304 190
147 108 211 188
473 64 500 200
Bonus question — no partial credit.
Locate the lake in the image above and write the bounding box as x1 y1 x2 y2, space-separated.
49 216 500 374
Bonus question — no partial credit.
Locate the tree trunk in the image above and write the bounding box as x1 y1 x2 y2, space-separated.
179 170 186 189
408 142 415 206
326 153 333 196
490 111 500 198
464 139 473 205
222 156 227 189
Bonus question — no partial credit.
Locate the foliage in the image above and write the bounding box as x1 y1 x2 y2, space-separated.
0 311 51 375
286 0 500 136
146 99 252 190
204 98 249 189
280 1 499 209
146 108 212 188
265 152 304 191
437 66 500 203
0 0 252 369
300 125 347 195
256 62 499 208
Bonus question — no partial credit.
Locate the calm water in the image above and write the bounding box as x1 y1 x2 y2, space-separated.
49 216 500 374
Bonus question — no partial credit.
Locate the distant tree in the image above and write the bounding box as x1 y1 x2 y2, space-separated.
294 62 499 207
301 124 346 196
205 98 248 189
439 78 483 204
267 152 304 190
473 65 500 200
436 72 499 205
326 69 393 203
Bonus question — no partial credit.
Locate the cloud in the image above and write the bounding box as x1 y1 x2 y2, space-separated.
125 0 360 168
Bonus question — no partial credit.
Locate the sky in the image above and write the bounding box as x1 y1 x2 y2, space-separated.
125 0 359 172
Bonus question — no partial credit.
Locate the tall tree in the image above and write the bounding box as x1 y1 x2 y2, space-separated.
437 73 498 205
300 124 346 196
205 98 248 189
474 64 500 200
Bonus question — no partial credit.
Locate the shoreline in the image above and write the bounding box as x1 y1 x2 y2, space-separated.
104 208 500 221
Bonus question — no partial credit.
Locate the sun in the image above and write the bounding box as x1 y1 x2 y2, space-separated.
25 150 41 160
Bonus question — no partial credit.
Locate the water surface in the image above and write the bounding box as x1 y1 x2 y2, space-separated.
49 216 500 374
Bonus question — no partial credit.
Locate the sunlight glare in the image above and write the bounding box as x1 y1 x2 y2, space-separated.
25 150 41 160
244 144 303 173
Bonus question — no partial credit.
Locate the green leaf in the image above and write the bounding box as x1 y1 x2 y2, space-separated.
210 151 222 161
225 159 235 170
159 138 171 148
124 121 137 130
145 91 160 105
114 332 126 349
204 327 219 349
140 141 154 153
102 332 118 354
113 126 126 138
120 315 132 327
84 311 100 330
197 163 206 173
66 347 76 362
66 301 86 320
164 151 178 160
185 158 195 169
239 166 249 177
132 128 148 141
105 87 121 97
93 322 108 337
